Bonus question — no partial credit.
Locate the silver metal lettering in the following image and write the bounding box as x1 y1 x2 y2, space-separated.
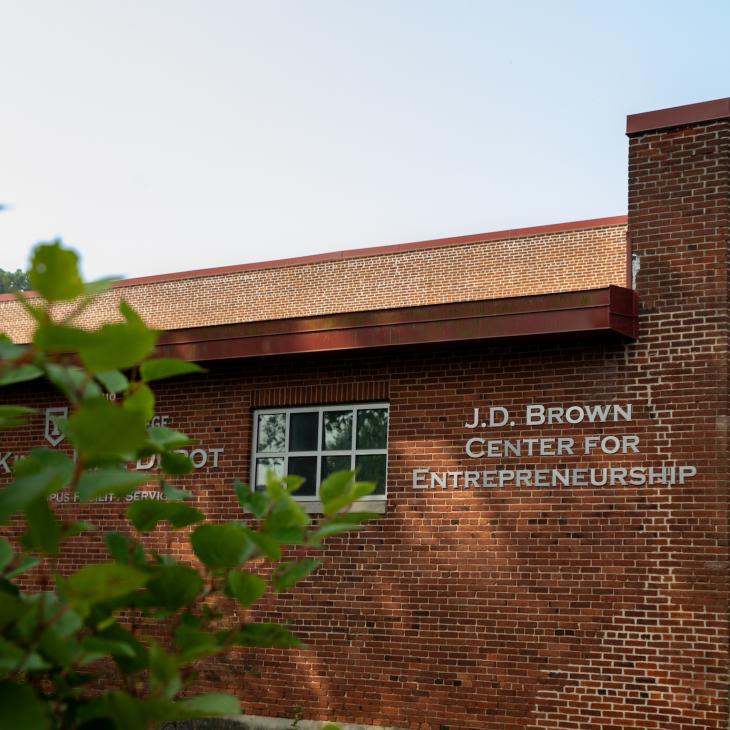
465 437 485 458
412 469 429 489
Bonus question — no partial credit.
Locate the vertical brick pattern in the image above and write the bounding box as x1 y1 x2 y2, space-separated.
524 121 730 728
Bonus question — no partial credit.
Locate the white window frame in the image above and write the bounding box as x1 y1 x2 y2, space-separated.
251 402 389 502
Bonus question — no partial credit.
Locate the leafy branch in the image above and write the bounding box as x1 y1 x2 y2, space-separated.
0 241 376 729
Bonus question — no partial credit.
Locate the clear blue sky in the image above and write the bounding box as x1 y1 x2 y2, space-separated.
1 0 729 280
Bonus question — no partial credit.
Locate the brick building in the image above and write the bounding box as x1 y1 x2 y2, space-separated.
1 96 729 729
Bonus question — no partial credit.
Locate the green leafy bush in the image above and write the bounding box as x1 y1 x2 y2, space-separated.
0 242 378 729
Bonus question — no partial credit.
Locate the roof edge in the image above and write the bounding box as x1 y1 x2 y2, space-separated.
626 97 730 136
0 214 628 301
155 285 639 362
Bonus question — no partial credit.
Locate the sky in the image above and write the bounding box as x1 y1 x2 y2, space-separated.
1 0 729 281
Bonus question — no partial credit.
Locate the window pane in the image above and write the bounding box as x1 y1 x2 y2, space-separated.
255 457 284 488
356 454 386 495
356 408 388 449
321 454 351 482
322 411 352 450
289 412 318 452
288 455 318 496
257 414 285 453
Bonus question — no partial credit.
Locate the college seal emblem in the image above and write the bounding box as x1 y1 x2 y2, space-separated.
44 406 68 447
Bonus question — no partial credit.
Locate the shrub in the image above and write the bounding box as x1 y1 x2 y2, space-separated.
0 241 376 729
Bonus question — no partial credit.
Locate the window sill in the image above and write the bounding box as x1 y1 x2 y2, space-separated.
297 499 387 515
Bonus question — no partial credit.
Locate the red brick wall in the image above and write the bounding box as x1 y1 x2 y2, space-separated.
1 111 728 730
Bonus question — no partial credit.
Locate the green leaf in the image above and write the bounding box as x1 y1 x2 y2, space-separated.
78 301 158 373
96 369 129 394
140 358 206 383
272 558 321 592
34 597 82 666
147 565 203 611
160 451 194 475
29 241 83 302
0 363 43 386
104 532 128 562
261 525 307 546
0 450 74 523
191 524 249 569
174 624 222 662
123 384 155 421
78 692 147 730
179 612 203 628
319 470 375 516
44 362 102 401
0 593 23 631
320 470 355 506
13 447 72 478
162 483 192 501
127 501 204 532
146 426 191 451
0 539 12 571
6 555 40 579
12 293 47 324
51 604 83 639
235 481 271 518
77 468 149 501
242 527 281 560
0 335 26 361
281 474 306 493
175 693 241 718
264 492 309 532
226 570 266 607
0 636 28 672
350 482 376 502
0 405 35 430
265 472 305 495
60 520 96 541
37 626 81 669
33 323 95 352
0 578 19 596
230 623 301 648
149 643 182 698
83 276 120 296
10 650 46 677
97 623 148 674
63 397 148 461
80 636 135 661
64 563 148 609
0 682 51 728
105 532 145 566
24 496 61 555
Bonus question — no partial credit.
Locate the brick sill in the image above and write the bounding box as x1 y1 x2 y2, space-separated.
297 499 387 515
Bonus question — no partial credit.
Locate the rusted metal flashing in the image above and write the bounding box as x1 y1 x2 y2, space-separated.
156 286 638 362
626 97 730 136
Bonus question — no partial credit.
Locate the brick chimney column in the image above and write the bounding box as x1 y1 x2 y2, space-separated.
626 98 730 728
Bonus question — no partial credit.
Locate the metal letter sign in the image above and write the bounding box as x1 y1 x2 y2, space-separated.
44 407 68 447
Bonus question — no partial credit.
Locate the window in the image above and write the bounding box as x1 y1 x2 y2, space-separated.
252 403 389 500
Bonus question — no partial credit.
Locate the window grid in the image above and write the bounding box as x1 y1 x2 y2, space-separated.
251 403 389 500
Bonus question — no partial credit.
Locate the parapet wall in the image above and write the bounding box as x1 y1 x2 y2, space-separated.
0 218 627 343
